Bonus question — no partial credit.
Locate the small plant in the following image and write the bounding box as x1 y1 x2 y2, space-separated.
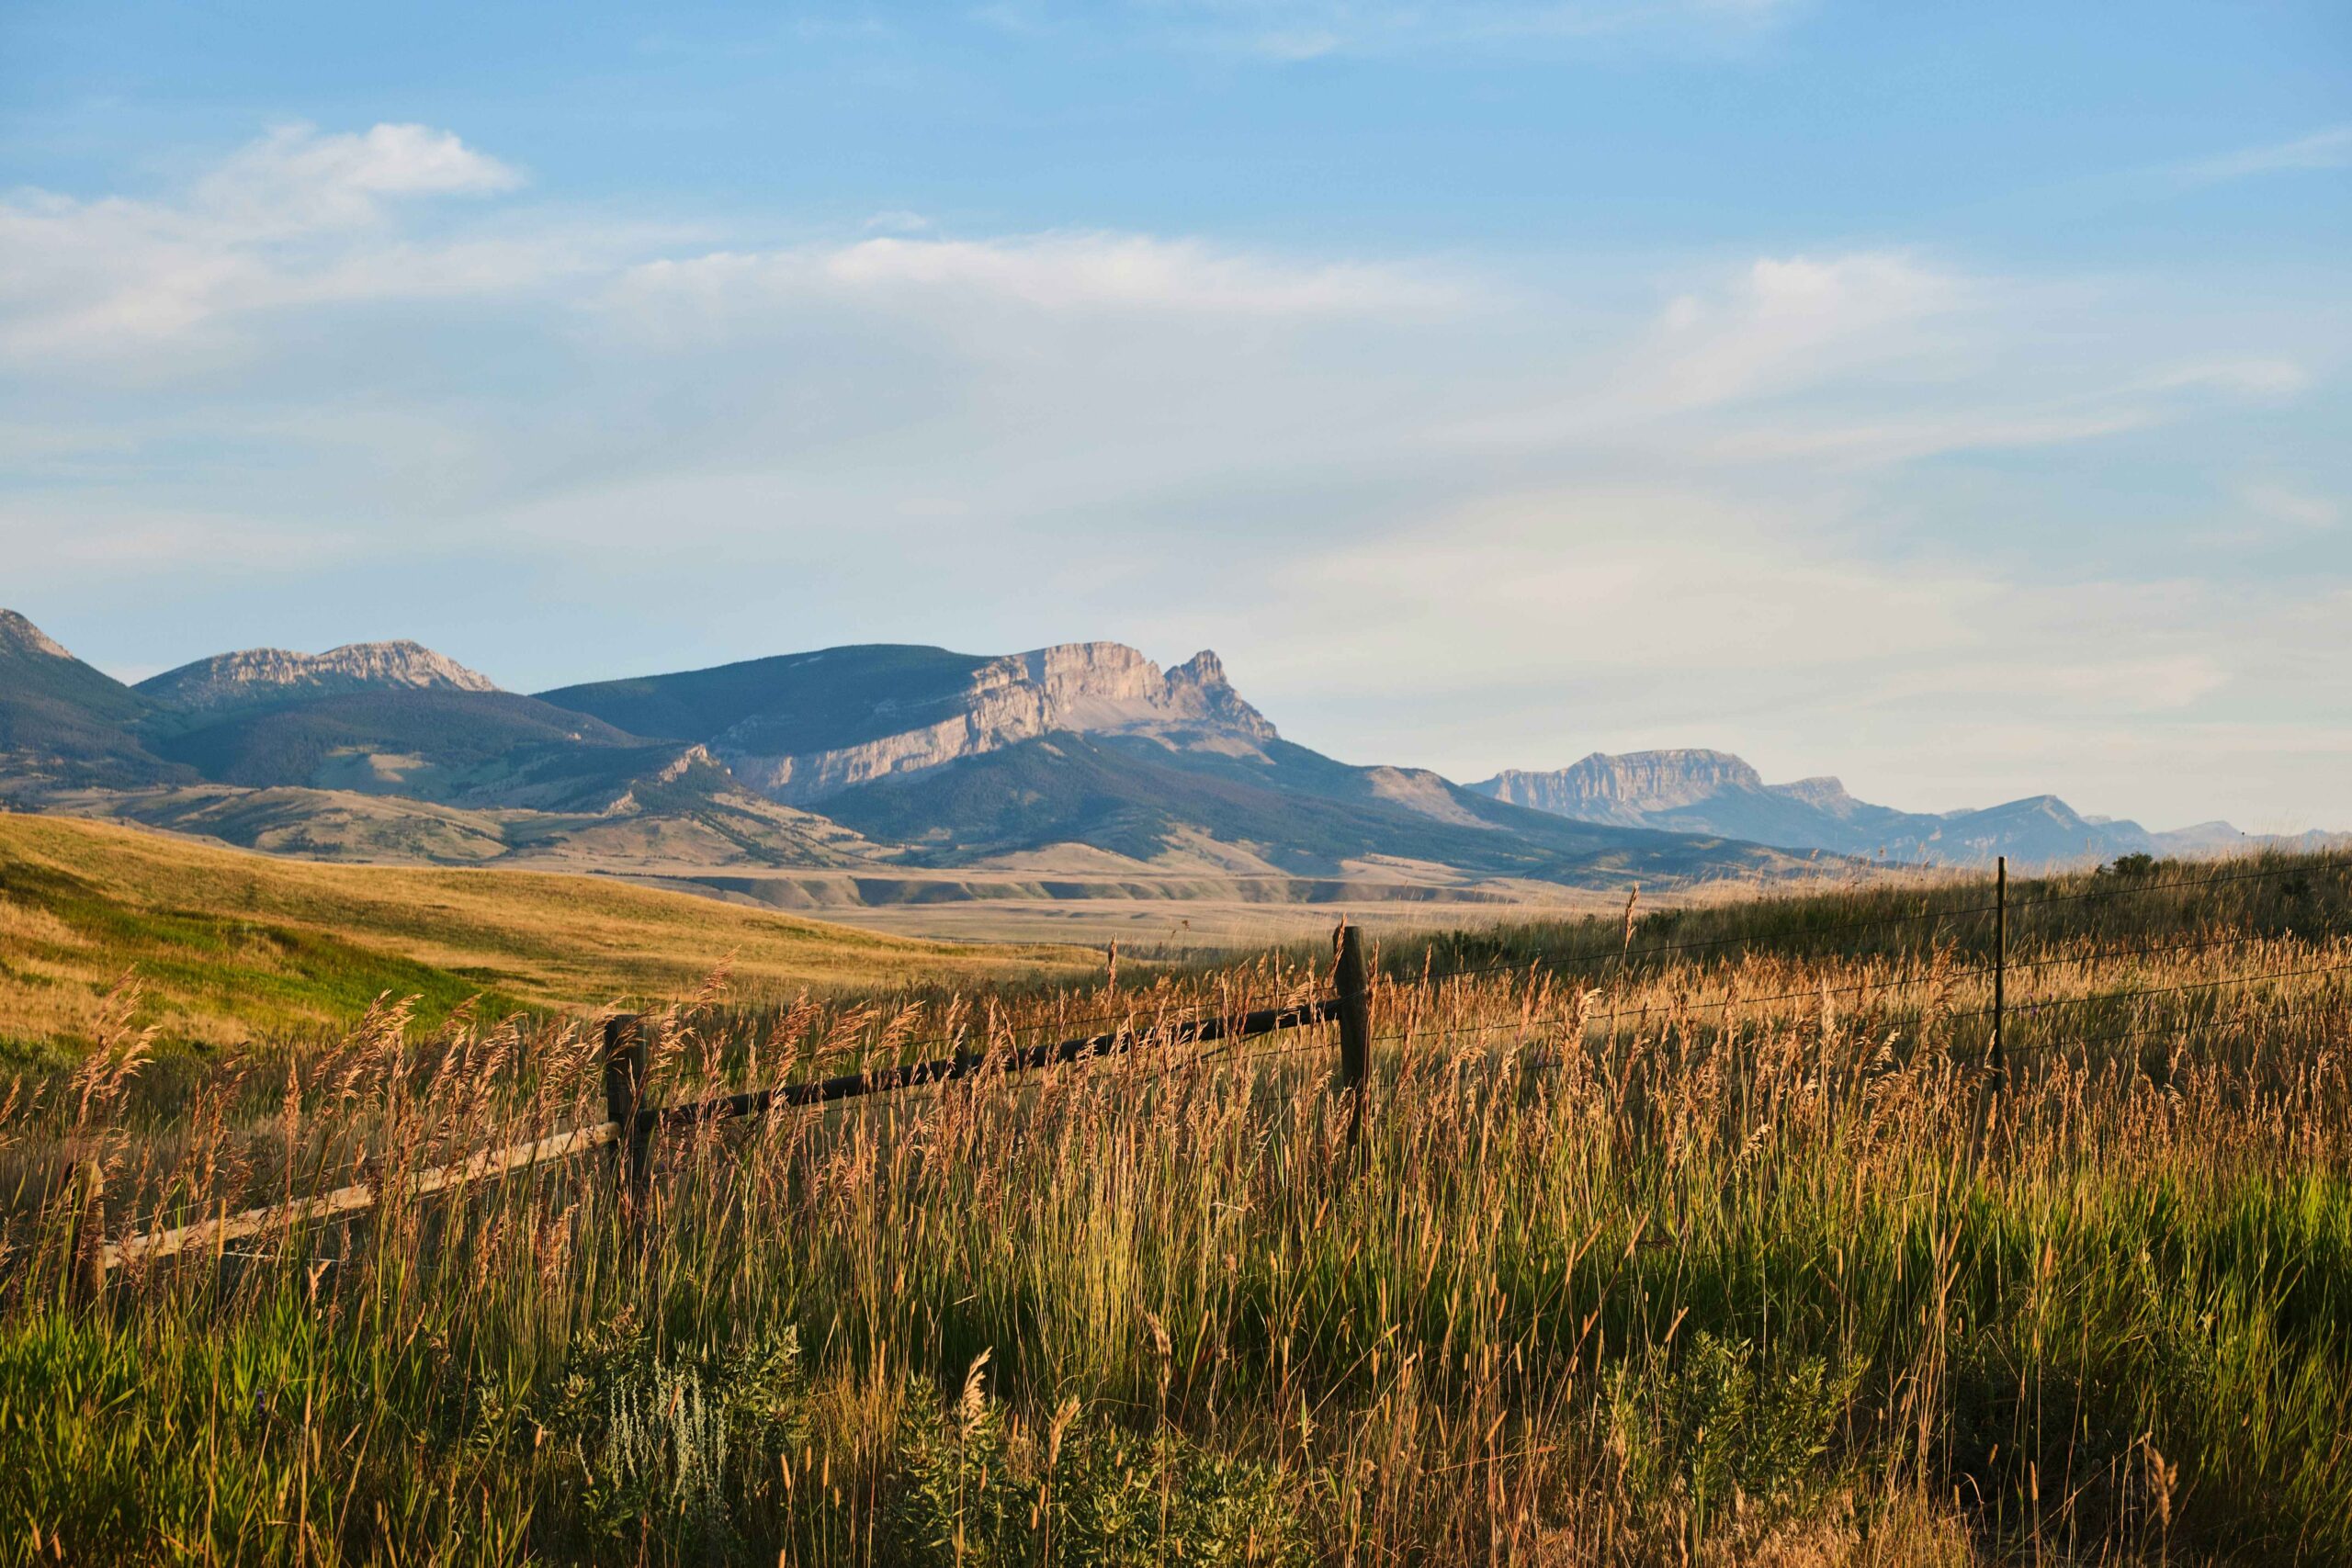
1612 1332 1854 1551
2103 852 2159 878
889 1353 1307 1567
520 1310 809 1556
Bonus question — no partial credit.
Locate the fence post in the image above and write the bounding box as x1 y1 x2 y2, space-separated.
1334 923 1371 1145
1990 856 2007 1091
603 1015 650 1211
69 1159 107 1303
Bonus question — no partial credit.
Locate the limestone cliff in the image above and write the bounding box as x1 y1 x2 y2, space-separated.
1478 750 1766 827
139 640 500 715
718 641 1278 806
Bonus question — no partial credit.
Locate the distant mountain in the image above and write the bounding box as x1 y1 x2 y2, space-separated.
545 642 1277 806
1471 750 2312 867
146 687 652 807
0 612 182 787
51 610 2319 904
816 729 1781 883
138 640 498 721
548 641 1781 886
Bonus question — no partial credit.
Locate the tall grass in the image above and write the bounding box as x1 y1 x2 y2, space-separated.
1 855 2347 1563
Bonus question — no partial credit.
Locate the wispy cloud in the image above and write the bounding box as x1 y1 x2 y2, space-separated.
6 119 2342 830
2177 125 2352 186
2242 481 2340 533
0 123 562 370
973 0 1807 59
1645 252 1968 410
612 231 1468 323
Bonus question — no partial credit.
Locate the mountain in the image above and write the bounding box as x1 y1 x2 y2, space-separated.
815 730 1781 883
1471 750 2302 867
137 640 498 722
7 612 2319 902
0 612 182 787
545 640 1778 886
545 641 1276 805
147 687 647 806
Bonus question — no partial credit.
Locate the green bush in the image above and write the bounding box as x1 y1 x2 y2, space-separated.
891 1355 1307 1567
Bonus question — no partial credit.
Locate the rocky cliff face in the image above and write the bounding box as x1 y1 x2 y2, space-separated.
718 641 1278 806
0 610 74 663
1467 749 2313 868
1479 750 1766 826
139 641 500 715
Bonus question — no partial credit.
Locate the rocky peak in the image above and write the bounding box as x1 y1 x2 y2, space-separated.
1769 775 1855 808
139 639 500 714
1476 750 1765 824
717 640 1277 805
0 610 74 662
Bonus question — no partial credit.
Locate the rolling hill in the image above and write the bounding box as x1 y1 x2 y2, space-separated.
0 814 1088 1054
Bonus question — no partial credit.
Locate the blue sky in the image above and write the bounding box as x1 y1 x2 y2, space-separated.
3 1 2347 830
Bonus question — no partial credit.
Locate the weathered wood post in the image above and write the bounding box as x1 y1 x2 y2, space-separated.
603 1015 650 1211
1334 923 1371 1145
69 1158 107 1303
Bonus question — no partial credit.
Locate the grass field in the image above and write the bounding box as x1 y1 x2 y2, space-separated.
0 815 1091 1058
1 850 2346 1562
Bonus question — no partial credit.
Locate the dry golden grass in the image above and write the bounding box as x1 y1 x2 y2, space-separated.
2 850 2346 1564
0 814 1093 1051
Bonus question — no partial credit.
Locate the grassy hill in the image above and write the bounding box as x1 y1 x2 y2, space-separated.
0 815 1088 1055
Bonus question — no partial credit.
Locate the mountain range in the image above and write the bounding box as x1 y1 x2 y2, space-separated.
0 613 1791 909
0 611 2318 921
1468 750 2314 867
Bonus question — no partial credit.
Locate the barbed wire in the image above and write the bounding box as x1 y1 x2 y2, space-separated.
1408 897 2002 987
1952 955 2352 1022
2006 853 2352 913
1400 853 2348 992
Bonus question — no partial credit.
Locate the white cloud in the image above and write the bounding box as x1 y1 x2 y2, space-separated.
195 122 522 231
978 0 1807 57
1645 252 1968 409
612 232 1467 322
6 121 2344 831
0 123 542 368
2178 125 2352 186
2242 481 2339 533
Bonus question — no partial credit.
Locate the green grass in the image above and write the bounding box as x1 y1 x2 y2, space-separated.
2 850 2346 1563
0 814 1092 1054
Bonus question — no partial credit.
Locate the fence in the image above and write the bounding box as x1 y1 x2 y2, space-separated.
56 850 2352 1295
75 931 1376 1292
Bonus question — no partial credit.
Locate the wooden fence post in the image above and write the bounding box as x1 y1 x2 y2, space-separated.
1334 923 1371 1145
603 1015 650 1210
69 1159 107 1303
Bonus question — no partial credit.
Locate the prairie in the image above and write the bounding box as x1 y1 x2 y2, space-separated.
0 850 2346 1563
0 815 1089 1057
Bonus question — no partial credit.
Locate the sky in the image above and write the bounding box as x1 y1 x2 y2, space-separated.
2 1 2347 833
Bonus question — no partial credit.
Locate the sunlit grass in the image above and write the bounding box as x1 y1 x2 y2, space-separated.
1 851 2346 1563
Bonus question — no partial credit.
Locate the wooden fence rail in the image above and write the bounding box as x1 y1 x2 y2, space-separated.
73 926 1373 1287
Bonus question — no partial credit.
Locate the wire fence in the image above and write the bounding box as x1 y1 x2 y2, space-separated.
43 850 2350 1290
1378 852 2351 1072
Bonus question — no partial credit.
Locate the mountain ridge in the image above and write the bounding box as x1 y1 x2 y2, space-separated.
4 610 2318 903
1472 750 2324 867
139 639 499 719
